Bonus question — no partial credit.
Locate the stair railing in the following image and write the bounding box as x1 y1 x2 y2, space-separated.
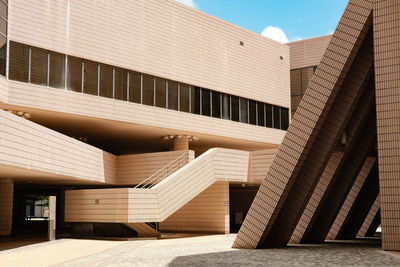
134 151 190 189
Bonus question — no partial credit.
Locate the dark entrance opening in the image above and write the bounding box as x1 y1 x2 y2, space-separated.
229 185 259 233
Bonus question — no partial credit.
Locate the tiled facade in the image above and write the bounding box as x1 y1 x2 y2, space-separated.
234 0 400 252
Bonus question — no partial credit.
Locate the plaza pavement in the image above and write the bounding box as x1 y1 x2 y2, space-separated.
0 234 399 266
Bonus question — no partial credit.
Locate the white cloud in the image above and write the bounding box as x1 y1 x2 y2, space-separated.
261 26 289 43
291 36 303 42
175 0 197 8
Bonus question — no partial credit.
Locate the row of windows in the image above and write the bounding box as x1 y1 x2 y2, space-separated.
0 0 7 77
9 41 289 130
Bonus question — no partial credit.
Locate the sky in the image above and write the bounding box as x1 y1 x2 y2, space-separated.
175 0 349 43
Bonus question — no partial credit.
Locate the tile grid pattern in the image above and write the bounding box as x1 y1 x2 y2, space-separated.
373 0 400 251
357 194 380 237
233 0 374 249
289 76 376 244
326 157 376 240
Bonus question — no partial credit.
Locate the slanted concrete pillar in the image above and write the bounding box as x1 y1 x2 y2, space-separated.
0 179 14 236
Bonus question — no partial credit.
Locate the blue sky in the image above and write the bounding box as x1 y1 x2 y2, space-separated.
176 0 348 42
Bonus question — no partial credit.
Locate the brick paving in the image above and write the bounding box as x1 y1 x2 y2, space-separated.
0 234 399 266
55 235 399 267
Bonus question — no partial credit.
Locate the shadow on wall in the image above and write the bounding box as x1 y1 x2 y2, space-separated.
167 240 400 267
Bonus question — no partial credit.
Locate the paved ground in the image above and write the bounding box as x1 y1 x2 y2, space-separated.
0 234 399 266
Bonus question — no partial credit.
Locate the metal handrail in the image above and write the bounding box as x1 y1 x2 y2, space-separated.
135 151 189 189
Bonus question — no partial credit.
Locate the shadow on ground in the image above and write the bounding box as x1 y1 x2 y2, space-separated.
168 240 400 267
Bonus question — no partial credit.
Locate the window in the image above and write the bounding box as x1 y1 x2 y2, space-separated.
266 104 273 128
273 105 280 129
142 74 154 106
281 107 289 130
0 17 6 36
240 98 248 123
66 56 82 92
211 91 221 118
49 51 65 89
114 67 127 101
179 83 190 112
155 77 166 108
0 1 6 20
301 67 314 94
221 94 230 120
0 35 6 76
231 96 239 122
83 60 98 95
290 69 301 96
99 64 113 98
168 80 178 111
129 71 141 103
191 86 201 115
249 100 257 125
30 47 48 86
201 88 211 116
257 102 265 127
9 41 29 82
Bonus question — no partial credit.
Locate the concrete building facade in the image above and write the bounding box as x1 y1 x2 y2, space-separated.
0 0 290 238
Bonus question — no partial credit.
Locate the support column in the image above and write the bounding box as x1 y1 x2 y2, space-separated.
373 0 400 252
163 135 199 151
0 179 14 236
173 137 189 151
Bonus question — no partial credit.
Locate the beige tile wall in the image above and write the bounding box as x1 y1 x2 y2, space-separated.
8 0 290 107
287 35 332 70
117 150 194 185
159 181 229 234
247 149 278 184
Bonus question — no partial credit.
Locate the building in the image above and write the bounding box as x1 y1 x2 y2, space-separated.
0 0 290 237
287 35 331 117
234 0 400 252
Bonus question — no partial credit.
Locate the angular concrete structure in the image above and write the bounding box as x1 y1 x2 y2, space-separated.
234 0 400 251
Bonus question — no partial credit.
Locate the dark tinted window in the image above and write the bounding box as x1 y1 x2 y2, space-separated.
168 80 178 111
191 86 201 114
212 91 221 118
9 42 29 82
0 35 6 76
281 107 289 130
83 60 98 95
66 56 82 92
257 102 265 127
231 96 239 122
221 94 230 120
266 104 273 128
249 100 257 125
240 98 248 123
129 71 141 103
155 77 166 108
114 67 127 101
273 105 280 129
142 74 154 106
30 47 48 86
99 64 113 98
201 88 211 116
179 83 190 112
49 51 65 89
